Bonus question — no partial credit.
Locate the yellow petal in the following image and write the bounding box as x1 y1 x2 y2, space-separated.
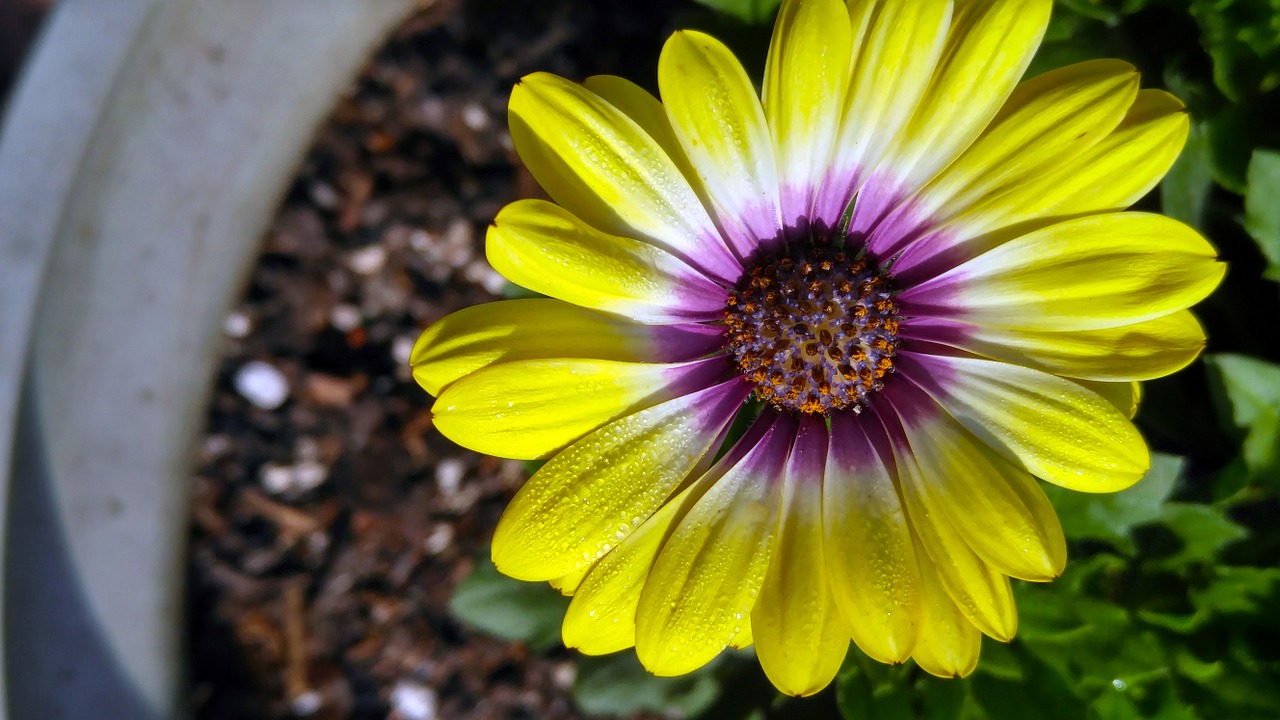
895 408 1065 581
561 484 694 653
906 311 1207 383
924 59 1140 218
911 538 982 679
903 353 1150 493
487 199 727 324
410 298 724 395
882 399 1018 640
433 356 727 461
753 416 849 697
901 213 1225 332
945 89 1190 244
583 74 724 226
877 59 1140 262
1077 379 1142 420
509 72 740 283
815 0 952 225
492 377 750 578
581 75 692 178
549 565 591 597
635 415 795 676
824 412 921 663
763 0 852 226
883 0 1052 192
659 30 781 257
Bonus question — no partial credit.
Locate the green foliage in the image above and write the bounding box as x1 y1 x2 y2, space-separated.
450 558 737 716
690 0 782 24
1244 150 1280 280
574 653 723 717
1205 354 1280 487
449 558 569 652
1160 123 1214 229
1188 0 1280 101
1041 454 1185 554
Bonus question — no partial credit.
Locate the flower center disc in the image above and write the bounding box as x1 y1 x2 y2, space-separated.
724 242 901 415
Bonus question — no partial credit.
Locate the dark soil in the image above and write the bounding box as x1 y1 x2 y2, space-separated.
185 1 689 719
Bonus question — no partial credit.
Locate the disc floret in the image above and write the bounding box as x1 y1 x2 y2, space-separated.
724 242 901 414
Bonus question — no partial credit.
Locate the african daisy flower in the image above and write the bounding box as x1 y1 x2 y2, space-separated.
411 0 1224 696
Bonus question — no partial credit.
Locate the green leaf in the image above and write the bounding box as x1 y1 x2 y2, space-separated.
692 0 782 24
836 657 981 720
449 558 570 652
573 653 722 718
1055 0 1153 24
836 659 914 720
1204 354 1280 484
1044 454 1184 553
918 676 970 719
1244 149 1280 281
1240 408 1280 485
1091 675 1198 720
1153 503 1247 567
1189 0 1280 101
1205 97 1280 195
1137 566 1277 634
975 641 1024 682
970 648 1087 720
1025 10 1131 77
1014 564 1178 694
1190 565 1280 615
1173 647 1224 684
1205 354 1280 427
1161 122 1214 230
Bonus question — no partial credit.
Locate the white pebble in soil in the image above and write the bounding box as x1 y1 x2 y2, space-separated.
463 259 508 295
346 244 387 275
223 311 253 338
461 102 490 132
292 461 328 493
234 361 289 409
423 524 454 555
392 335 415 367
260 461 328 496
435 458 465 496
290 690 323 717
552 661 577 690
390 681 438 720
330 303 363 332
260 463 295 495
409 228 432 253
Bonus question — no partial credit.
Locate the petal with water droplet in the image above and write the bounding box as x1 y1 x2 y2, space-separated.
411 298 726 396
879 393 1018 641
901 353 1149 492
635 414 795 676
910 533 982 678
434 356 729 461
509 72 741 283
824 412 921 663
491 377 750 580
660 29 782 257
753 416 849 696
487 200 729 324
561 482 695 653
899 213 1224 332
893 392 1066 580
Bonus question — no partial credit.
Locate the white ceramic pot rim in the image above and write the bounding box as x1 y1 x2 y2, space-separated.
0 1 420 718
